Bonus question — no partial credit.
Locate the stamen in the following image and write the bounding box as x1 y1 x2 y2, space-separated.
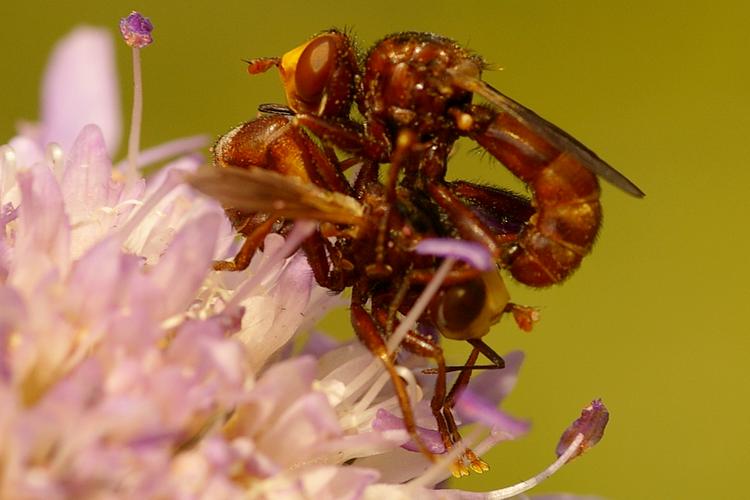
350 371 391 416
340 353 387 401
556 399 609 461
470 427 516 457
483 433 585 499
427 401 608 497
413 431 584 497
119 11 154 183
119 11 154 49
396 364 421 402
349 366 424 426
125 45 143 182
324 352 376 405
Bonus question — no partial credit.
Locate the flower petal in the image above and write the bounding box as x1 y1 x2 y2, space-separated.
298 466 379 500
61 125 126 258
257 391 343 465
353 446 433 486
372 409 445 453
41 28 121 155
12 164 71 286
64 235 124 323
455 391 530 437
256 466 379 500
61 125 113 208
147 212 221 320
6 136 43 175
0 285 27 381
300 331 341 358
240 252 314 369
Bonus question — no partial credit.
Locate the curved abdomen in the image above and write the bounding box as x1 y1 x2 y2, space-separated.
469 107 601 287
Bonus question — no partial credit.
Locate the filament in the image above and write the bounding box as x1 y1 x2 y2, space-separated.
126 46 143 183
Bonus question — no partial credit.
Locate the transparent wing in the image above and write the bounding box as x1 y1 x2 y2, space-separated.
187 166 366 225
449 63 645 197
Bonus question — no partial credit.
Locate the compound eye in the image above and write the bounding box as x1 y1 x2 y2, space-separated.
295 34 336 104
434 271 510 341
439 279 487 333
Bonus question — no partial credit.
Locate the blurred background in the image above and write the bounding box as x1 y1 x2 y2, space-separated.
2 1 748 498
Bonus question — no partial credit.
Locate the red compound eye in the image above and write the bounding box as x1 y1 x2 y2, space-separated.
433 271 509 341
295 34 336 104
438 278 487 333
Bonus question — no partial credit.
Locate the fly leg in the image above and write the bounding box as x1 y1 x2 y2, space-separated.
213 216 278 271
350 284 438 463
401 331 509 476
441 340 507 473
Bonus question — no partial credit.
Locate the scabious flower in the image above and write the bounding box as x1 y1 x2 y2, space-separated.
0 14 608 499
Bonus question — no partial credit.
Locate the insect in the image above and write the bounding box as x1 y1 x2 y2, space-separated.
195 138 518 475
190 29 643 474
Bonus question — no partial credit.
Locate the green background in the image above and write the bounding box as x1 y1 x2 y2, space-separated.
2 1 748 498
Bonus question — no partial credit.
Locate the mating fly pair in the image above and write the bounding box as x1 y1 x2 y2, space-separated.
190 29 643 474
